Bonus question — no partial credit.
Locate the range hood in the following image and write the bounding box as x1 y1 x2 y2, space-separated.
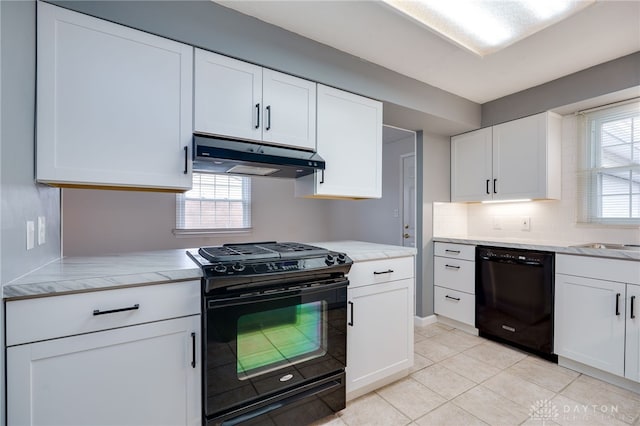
192 133 325 178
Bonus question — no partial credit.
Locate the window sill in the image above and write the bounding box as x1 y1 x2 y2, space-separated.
172 228 253 238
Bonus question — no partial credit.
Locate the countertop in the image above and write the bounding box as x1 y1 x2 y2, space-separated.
3 241 416 300
434 237 640 261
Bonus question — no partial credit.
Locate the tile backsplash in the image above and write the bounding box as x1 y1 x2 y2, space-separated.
434 115 640 245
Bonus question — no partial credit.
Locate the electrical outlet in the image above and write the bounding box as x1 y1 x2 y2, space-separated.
393 209 399 218
492 216 502 230
26 221 35 250
38 216 46 245
521 216 531 231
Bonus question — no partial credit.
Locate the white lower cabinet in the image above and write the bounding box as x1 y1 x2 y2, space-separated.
346 257 414 399
6 282 201 426
433 242 475 326
555 254 640 383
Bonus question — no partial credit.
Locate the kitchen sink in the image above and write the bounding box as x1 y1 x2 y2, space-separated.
571 243 640 250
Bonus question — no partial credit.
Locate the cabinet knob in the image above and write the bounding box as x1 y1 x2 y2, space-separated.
403 233 410 239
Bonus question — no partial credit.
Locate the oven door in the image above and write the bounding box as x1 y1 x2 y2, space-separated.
204 278 347 418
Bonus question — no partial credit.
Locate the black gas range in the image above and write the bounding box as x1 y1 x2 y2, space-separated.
188 242 352 426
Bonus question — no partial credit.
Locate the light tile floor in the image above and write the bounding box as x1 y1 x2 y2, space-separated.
314 323 640 426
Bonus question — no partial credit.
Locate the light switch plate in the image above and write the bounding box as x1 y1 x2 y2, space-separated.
26 221 35 250
521 216 531 231
38 216 46 245
492 216 502 230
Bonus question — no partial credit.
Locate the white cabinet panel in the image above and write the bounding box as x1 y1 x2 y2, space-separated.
555 274 626 376
433 256 475 294
7 315 201 426
194 49 316 151
37 3 193 191
451 127 492 202
434 242 475 261
626 285 640 381
262 68 316 150
434 286 475 326
347 256 414 288
347 279 413 396
194 49 262 142
296 85 382 199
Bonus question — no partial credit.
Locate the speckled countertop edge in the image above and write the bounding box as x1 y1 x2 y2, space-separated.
3 241 416 299
434 237 640 261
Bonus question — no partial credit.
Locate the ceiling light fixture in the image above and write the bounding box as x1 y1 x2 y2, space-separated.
380 0 595 57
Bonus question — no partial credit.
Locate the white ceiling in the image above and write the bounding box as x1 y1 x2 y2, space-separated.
216 0 640 104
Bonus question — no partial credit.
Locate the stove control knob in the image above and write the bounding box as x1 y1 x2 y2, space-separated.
337 253 347 263
325 254 335 265
232 263 246 272
214 264 227 274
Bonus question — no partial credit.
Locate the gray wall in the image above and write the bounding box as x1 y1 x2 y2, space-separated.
328 136 415 246
49 0 480 133
418 132 452 318
482 51 640 126
62 178 332 256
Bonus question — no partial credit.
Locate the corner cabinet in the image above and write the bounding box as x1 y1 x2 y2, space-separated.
345 256 414 399
555 255 640 383
36 3 193 191
194 49 317 151
6 281 201 426
295 85 383 199
451 111 561 202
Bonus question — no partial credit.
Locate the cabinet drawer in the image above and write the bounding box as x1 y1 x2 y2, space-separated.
434 256 475 293
6 280 200 346
348 257 414 288
556 254 640 285
434 286 475 326
434 242 475 261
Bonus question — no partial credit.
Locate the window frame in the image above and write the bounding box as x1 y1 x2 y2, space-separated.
174 172 252 236
579 100 640 225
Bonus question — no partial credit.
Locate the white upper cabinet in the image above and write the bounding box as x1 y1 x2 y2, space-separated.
194 49 316 151
451 111 561 202
36 3 193 191
295 85 383 199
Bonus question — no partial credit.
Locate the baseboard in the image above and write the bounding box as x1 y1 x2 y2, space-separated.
558 357 640 394
414 315 437 327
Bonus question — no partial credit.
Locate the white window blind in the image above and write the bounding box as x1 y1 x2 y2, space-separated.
578 100 640 224
176 173 251 233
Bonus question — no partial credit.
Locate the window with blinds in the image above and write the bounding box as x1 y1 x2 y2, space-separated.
176 173 251 233
578 100 640 224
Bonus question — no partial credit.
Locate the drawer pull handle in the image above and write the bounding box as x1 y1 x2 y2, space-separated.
373 269 394 275
93 304 140 316
191 332 197 368
445 295 461 301
631 296 636 319
616 293 621 316
445 249 460 254
348 301 354 326
445 264 460 270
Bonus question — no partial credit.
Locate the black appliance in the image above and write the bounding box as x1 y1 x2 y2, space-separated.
192 133 325 178
187 242 351 426
475 246 556 360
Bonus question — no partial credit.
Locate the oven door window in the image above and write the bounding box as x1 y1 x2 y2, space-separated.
237 301 327 379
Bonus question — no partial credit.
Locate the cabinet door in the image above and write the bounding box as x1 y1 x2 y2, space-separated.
7 316 201 426
626 285 640 382
450 128 492 202
346 278 413 397
555 274 626 376
492 113 548 200
37 3 193 191
194 49 262 142
262 69 316 150
297 85 382 199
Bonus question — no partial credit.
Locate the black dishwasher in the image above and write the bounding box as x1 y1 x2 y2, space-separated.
476 246 555 360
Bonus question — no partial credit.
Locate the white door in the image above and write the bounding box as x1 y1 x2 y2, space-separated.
194 49 262 142
346 279 412 397
402 154 416 247
450 128 493 202
310 85 382 198
555 274 626 376
36 3 193 191
492 112 546 200
262 69 316 150
625 284 640 381
7 316 201 426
